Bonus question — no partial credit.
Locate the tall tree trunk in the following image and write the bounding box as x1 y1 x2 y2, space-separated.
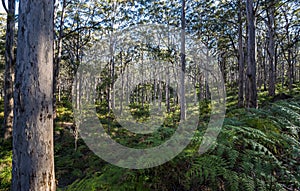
141 52 144 107
238 0 244 107
281 57 285 88
120 53 124 114
198 71 203 101
282 11 293 92
172 61 179 105
266 2 276 96
107 74 111 111
180 0 186 120
246 0 257 108
158 71 162 111
12 0 56 190
193 74 197 105
204 49 210 100
166 65 170 113
126 65 130 105
274 43 278 81
219 53 226 84
153 67 157 106
3 0 15 139
262 44 267 90
287 50 293 91
111 59 115 109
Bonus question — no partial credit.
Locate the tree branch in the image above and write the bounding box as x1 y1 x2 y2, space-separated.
2 0 8 14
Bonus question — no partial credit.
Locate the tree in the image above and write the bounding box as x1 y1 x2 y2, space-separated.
12 0 56 190
3 0 15 139
53 0 68 118
266 0 276 96
246 0 257 108
279 3 300 92
180 0 186 120
238 0 245 107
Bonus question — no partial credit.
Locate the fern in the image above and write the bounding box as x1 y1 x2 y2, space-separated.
61 96 300 191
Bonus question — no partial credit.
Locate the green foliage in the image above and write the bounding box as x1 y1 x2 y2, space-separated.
1 90 299 191
182 99 300 190
129 102 151 122
0 141 12 191
54 127 106 188
61 95 300 191
63 166 151 191
0 94 299 190
56 107 73 122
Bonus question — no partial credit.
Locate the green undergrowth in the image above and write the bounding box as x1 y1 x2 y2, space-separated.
0 88 300 191
58 96 300 191
56 97 74 122
0 140 12 191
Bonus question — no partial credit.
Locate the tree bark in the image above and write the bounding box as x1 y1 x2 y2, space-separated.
126 65 130 105
238 0 244 107
3 0 15 139
158 71 162 111
266 2 276 96
12 0 56 190
120 53 124 114
166 65 170 113
180 0 186 120
246 0 257 108
262 43 267 90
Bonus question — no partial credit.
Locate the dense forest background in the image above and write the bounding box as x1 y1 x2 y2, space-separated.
0 0 300 190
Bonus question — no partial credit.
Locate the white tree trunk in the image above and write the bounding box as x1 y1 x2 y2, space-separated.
12 0 56 190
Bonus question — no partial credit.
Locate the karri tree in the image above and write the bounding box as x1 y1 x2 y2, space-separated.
12 0 56 190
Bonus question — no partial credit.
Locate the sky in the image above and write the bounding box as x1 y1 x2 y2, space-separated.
0 0 7 14
0 6 5 14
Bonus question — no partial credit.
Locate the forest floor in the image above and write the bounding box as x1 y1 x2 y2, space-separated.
1 84 300 191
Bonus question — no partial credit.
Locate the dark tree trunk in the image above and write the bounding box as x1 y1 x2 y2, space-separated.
3 0 15 139
246 0 257 108
238 0 245 108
